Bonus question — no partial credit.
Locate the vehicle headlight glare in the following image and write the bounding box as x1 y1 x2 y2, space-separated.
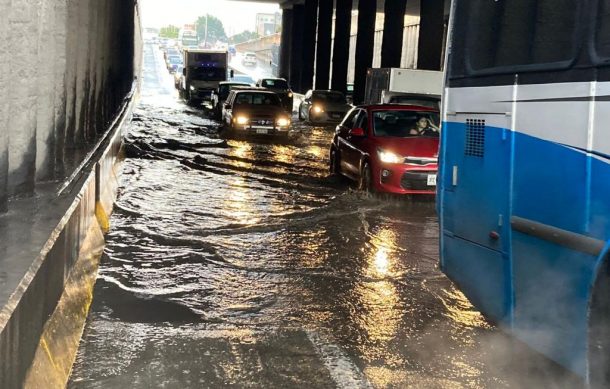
313 105 324 113
276 117 290 127
189 85 196 91
236 116 249 125
287 92 293 98
378 149 401 164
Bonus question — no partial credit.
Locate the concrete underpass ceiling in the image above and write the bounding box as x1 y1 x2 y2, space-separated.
226 0 422 15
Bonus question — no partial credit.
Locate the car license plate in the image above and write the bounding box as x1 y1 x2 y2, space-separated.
427 174 437 186
256 129 268 134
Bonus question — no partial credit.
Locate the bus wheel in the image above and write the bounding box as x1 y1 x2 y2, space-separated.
588 258 610 389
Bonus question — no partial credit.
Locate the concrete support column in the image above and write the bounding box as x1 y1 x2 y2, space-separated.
353 0 376 104
64 0 79 148
94 0 107 134
279 7 293 81
314 0 333 90
300 0 318 93
74 0 91 143
417 0 444 70
85 0 99 140
53 0 68 179
381 0 407 68
331 0 352 94
0 0 9 210
103 0 115 126
35 0 57 182
289 4 305 93
8 0 41 195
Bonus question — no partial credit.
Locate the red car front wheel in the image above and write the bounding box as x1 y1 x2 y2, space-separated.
329 148 341 175
359 161 374 193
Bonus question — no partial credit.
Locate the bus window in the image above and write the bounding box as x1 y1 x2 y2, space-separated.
468 0 578 71
597 0 610 58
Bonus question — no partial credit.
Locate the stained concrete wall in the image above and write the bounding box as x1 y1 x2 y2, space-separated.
0 0 141 387
0 0 138 212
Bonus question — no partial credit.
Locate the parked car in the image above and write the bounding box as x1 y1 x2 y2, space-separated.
158 37 169 50
346 83 354 104
222 88 291 137
211 81 251 119
166 55 183 73
174 65 184 88
329 104 440 194
164 47 181 61
299 90 352 124
256 78 293 113
242 52 257 67
230 74 255 85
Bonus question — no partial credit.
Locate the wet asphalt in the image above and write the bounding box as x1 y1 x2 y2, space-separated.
67 43 584 388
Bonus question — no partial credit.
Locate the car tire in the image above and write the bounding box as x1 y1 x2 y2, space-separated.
308 109 316 125
329 148 341 175
359 161 374 193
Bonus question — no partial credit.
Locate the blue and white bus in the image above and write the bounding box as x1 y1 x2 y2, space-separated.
439 1 610 386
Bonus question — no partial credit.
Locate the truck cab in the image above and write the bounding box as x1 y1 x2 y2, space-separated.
364 68 443 108
182 49 229 106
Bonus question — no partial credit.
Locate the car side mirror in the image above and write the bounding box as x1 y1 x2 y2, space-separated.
350 127 365 137
182 68 186 76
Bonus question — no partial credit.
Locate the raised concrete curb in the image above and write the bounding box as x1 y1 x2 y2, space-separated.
0 82 137 389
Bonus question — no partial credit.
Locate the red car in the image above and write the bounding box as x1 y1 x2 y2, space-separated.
329 104 440 194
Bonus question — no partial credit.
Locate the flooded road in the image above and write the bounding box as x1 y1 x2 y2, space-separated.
68 43 582 388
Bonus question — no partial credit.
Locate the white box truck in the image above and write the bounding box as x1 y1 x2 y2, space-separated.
181 49 229 105
364 68 443 109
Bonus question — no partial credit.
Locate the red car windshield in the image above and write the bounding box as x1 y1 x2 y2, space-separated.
372 110 440 138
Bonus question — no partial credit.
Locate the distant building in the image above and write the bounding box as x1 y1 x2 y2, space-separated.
255 12 281 37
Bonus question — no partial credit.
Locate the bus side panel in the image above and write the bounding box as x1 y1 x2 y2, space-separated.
441 121 512 251
440 120 512 322
442 234 511 323
591 85 610 240
512 233 595 376
590 155 610 239
511 131 598 375
511 88 590 234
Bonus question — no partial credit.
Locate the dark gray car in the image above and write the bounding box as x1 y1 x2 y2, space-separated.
256 78 294 113
298 90 352 124
211 82 251 119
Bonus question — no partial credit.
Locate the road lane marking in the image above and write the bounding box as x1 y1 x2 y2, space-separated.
306 330 373 389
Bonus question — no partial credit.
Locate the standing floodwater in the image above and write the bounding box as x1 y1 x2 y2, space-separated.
68 43 582 388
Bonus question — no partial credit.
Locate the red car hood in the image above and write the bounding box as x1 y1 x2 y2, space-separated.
373 136 439 159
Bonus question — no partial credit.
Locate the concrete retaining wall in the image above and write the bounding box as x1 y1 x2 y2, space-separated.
0 0 138 211
0 0 141 387
235 33 280 63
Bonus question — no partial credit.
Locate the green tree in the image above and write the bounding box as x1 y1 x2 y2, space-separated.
159 25 179 39
229 31 259 45
195 14 227 44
